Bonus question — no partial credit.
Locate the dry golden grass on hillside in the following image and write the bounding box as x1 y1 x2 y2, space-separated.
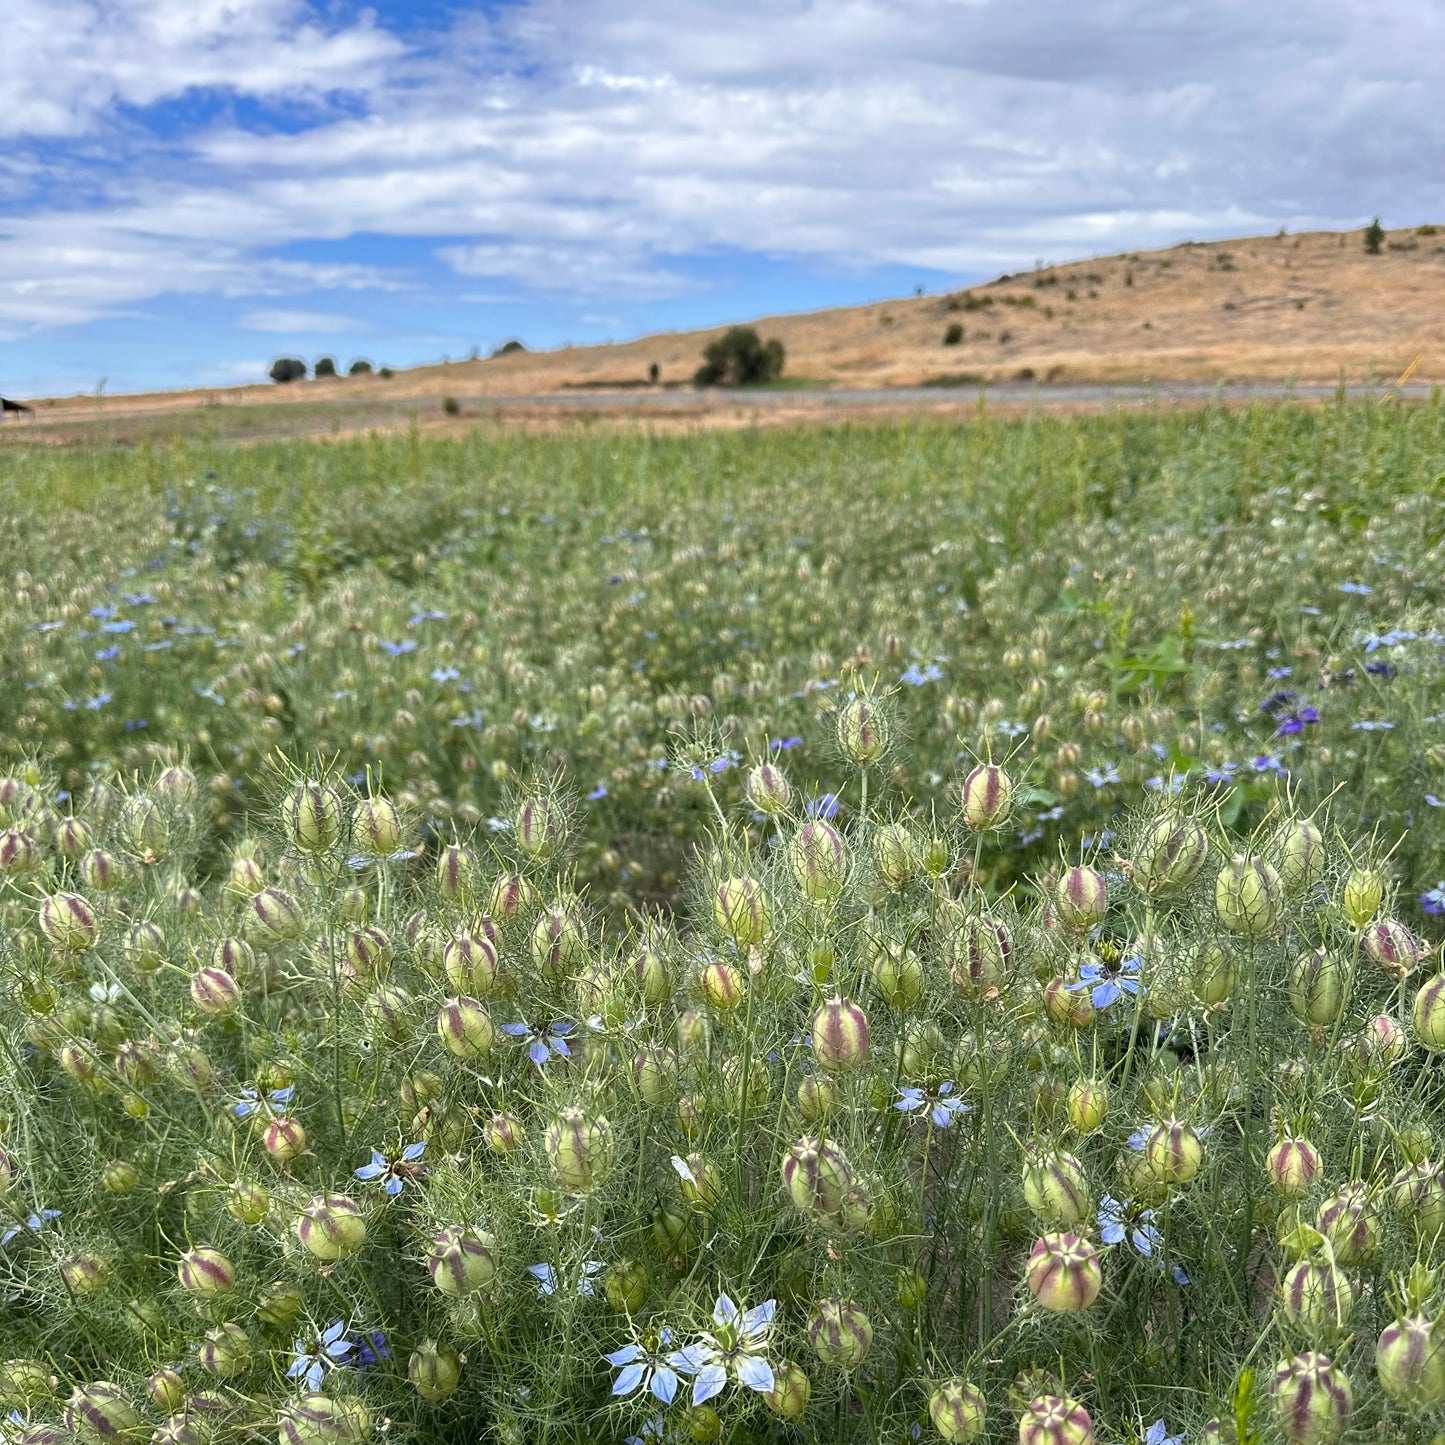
14 225 1445 432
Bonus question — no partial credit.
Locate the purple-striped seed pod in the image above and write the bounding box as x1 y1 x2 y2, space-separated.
121 796 170 857
58 1039 100 1083
226 1181 271 1226
871 942 923 1010
872 822 916 889
1215 854 1284 938
699 962 746 1012
250 887 305 942
1021 1149 1092 1228
1315 1184 1378 1266
630 943 672 1006
199 1322 253 1379
152 1416 206 1445
1270 1353 1352 1445
1287 950 1346 1028
1375 1312 1445 1407
256 1282 306 1331
487 872 538 923
1271 818 1327 895
145 1371 185 1413
837 696 889 767
125 921 166 973
351 797 403 859
1066 1078 1109 1134
54 816 95 860
177 1246 236 1298
514 797 564 861
930 1379 987 1444
190 966 242 1017
762 1360 812 1419
39 893 98 951
345 926 392 978
745 763 791 817
1280 1260 1353 1336
808 1297 874 1368
632 1045 679 1107
544 1107 616 1192
1042 977 1095 1031
713 876 771 945
0 1361 53 1410
0 828 39 875
1267 1138 1322 1198
284 782 342 854
781 1136 854 1219
960 764 1013 831
365 985 416 1043
113 1042 159 1090
154 765 197 803
211 937 255 980
227 854 266 898
1363 918 1421 978
948 913 1011 1001
1342 867 1386 928
484 1111 526 1156
294 1195 366 1261
1354 1014 1408 1073
263 1116 307 1163
811 997 870 1072
426 1226 498 1297
408 1340 463 1403
436 997 493 1059
443 933 498 997
1389 1161 1445 1239
532 908 588 984
65 1383 141 1442
789 822 848 902
1414 973 1445 1052
1144 1119 1204 1185
1025 1232 1102 1312
1132 814 1208 896
60 1252 112 1296
1054 867 1108 934
1192 940 1237 1009
79 850 123 892
277 1393 371 1445
1018 1396 1094 1445
434 844 476 907
797 1073 838 1123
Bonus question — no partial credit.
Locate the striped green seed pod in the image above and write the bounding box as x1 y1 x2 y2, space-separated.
544 1107 616 1192
1143 1118 1204 1185
929 1379 987 1443
960 764 1013 831
256 1282 305 1331
443 933 498 996
1066 1078 1109 1134
1054 867 1108 933
365 985 416 1043
811 997 869 1072
1375 1313 1445 1407
436 997 493 1058
1288 949 1346 1027
276 1394 371 1445
284 782 342 854
1267 1137 1322 1198
487 873 538 923
789 822 848 902
145 1371 185 1412
514 797 564 860
1362 918 1420 978
838 697 889 767
872 822 916 889
1018 1396 1094 1445
1132 814 1208 896
745 763 791 817
0 829 39 875
263 1116 307 1162
808 1298 874 1368
177 1246 235 1298
781 1136 853 1219
1342 867 1386 928
1315 1184 1378 1266
426 1226 498 1297
294 1195 366 1261
408 1340 462 1402
434 844 476 906
1279 1261 1353 1337
65 1383 141 1442
199 1323 253 1379
947 913 1011 1001
251 887 305 942
0 1360 53 1408
1271 818 1327 895
533 908 589 984
762 1360 811 1419
1021 1149 1092 1228
1215 855 1283 937
1025 1232 1102 1312
1270 1353 1352 1445
60 1252 112 1295
1414 973 1445 1051
713 876 771 945
351 797 403 859
80 850 123 892
1389 1161 1445 1239
39 893 98 951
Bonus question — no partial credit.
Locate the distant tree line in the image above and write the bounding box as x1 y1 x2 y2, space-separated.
269 357 385 383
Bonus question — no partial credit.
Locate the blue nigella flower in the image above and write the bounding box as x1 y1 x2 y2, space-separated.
347 1330 390 1371
606 1330 680 1405
894 1082 970 1129
234 1085 295 1119
377 639 417 656
588 784 609 800
355 1140 427 1196
1 1209 61 1247
1084 764 1120 789
900 662 943 686
528 1260 604 1297
287 1321 352 1391
1146 1421 1185 1445
1275 705 1319 737
806 793 839 820
769 736 802 751
1067 956 1142 1010
501 1018 574 1068
667 1296 776 1406
1098 1196 1190 1285
1420 883 1445 918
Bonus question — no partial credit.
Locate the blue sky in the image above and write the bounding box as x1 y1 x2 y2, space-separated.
3 0 1441 397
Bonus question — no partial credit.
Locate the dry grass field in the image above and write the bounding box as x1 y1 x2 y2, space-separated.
6 224 1443 442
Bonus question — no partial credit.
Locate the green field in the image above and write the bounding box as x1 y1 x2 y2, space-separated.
1 404 1444 1445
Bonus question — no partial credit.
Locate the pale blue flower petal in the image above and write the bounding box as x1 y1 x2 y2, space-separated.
692 1364 728 1405
612 1364 646 1397
736 1355 775 1393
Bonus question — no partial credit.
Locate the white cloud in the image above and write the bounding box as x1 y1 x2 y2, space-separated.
2 0 1444 341
238 309 365 333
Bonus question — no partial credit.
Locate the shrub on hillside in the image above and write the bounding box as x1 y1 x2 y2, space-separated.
694 326 785 387
943 323 964 346
268 357 308 384
314 356 337 378
348 359 374 376
1364 218 1385 255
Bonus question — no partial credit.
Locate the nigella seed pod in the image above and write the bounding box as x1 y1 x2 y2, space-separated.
929 1379 987 1444
1389 1161 1445 1239
677 1153 724 1212
1267 1138 1322 1198
443 933 498 996
1362 918 1420 978
789 821 848 901
365 985 415 1042
1025 1232 1102 1312
871 942 923 1010
277 1394 371 1445
437 997 493 1058
284 782 342 854
746 763 791 817
1271 818 1327 895
101 1160 139 1195
263 1117 307 1163
487 873 538 922
146 1371 185 1413
295 1196 366 1262
1132 814 1208 895
80 850 123 892
1355 1014 1408 1072
211 936 255 980
345 926 392 978
121 796 170 858
1287 950 1346 1027
352 797 403 859
1375 1313 1445 1407
948 913 1011 1001
55 816 94 860
482 1111 525 1156
125 922 166 973
427 1226 498 1297
60 1252 112 1295
811 996 869 1071
1414 974 1445 1052
797 1073 837 1123
1342 867 1386 927
1270 1353 1352 1445
838 696 889 766
544 1106 616 1192
1215 854 1284 937
698 961 746 1011
630 943 672 1006
872 822 916 889
177 1246 235 1298
0 828 39 875
1018 1395 1094 1445
960 763 1013 830
227 1181 271 1225
255 1281 305 1331
1192 940 1237 1009
1042 977 1094 1030
632 1045 679 1106
1144 1118 1204 1185
781 1136 854 1218
153 1417 206 1445
0 1360 51 1408
1054 867 1108 933
532 907 587 983
227 853 266 899
65 1383 142 1442
809 1297 874 1368
251 887 305 942
199 1323 252 1379
1315 1184 1378 1266
409 1339 463 1403
762 1360 812 1419
1021 1149 1092 1228
514 796 565 860
39 893 98 951
435 844 476 906
713 876 771 944
189 965 242 1016
602 1259 650 1314
1280 1261 1353 1337
1067 1078 1109 1134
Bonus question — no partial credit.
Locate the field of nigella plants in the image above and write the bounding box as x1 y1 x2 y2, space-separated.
0 401 1444 1445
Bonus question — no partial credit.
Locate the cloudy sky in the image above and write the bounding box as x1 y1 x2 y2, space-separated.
2 0 1439 395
